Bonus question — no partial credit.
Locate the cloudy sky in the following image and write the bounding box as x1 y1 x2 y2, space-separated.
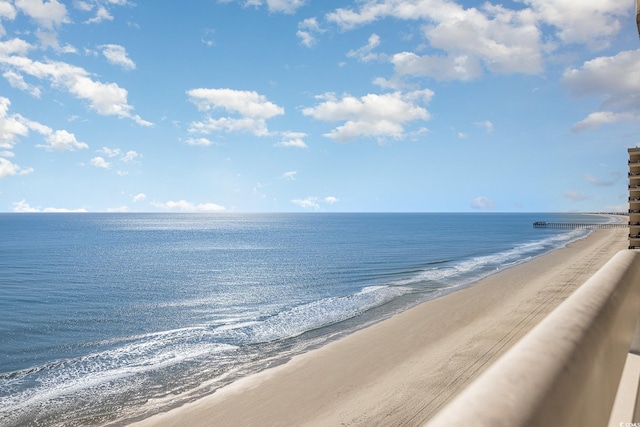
0 0 638 213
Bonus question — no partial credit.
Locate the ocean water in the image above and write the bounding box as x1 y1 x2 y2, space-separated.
0 213 610 426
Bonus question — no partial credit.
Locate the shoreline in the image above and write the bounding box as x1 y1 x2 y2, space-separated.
128 225 629 427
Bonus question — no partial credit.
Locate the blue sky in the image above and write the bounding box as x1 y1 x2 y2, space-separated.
0 0 638 213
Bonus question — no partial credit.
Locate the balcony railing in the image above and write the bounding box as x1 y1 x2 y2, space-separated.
425 250 640 427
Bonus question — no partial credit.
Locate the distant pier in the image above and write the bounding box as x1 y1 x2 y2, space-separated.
533 221 627 229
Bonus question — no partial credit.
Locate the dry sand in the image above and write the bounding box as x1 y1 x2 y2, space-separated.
129 225 629 427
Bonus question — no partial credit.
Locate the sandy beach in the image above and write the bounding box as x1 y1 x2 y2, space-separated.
129 225 629 427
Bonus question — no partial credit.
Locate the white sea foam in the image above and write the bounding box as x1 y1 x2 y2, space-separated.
212 285 411 344
0 327 238 425
389 227 589 289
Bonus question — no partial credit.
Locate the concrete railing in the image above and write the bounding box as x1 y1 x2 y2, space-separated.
425 250 640 427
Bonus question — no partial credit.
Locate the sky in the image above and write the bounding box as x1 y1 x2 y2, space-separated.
0 0 639 213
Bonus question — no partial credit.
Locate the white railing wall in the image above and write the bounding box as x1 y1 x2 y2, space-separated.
425 250 640 427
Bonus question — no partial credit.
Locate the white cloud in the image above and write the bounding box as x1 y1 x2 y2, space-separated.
121 150 140 162
56 43 77 54
564 191 588 201
326 0 627 45
90 156 110 169
98 146 121 157
471 196 496 210
328 1 542 74
281 171 297 180
563 50 640 131
15 0 69 30
297 30 314 47
389 5 542 81
296 12 317 26
35 28 61 51
292 196 320 210
0 97 30 150
3 70 41 97
0 38 34 56
0 0 17 25
152 199 226 212
584 172 621 187
0 96 87 157
132 192 146 202
74 1 93 12
187 88 283 118
297 17 323 47
324 0 628 81
85 5 112 24
12 199 39 212
76 0 128 24
12 199 87 212
563 50 640 100
0 157 33 178
265 0 305 14
231 0 306 14
302 90 432 141
0 102 35 174
187 88 284 137
201 28 216 47
100 44 135 70
572 111 635 133
291 195 338 209
475 120 494 133
324 196 339 204
38 129 88 151
275 137 308 148
189 117 271 136
0 55 152 126
95 147 140 166
391 51 482 82
185 137 214 146
347 33 381 62
372 76 409 91
522 0 629 48
325 2 386 29
424 5 541 76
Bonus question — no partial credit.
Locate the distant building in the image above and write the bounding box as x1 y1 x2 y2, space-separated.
637 0 640 38
629 148 640 248
629 5 640 249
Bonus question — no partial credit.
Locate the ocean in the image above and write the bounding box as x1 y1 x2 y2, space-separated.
0 212 610 426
